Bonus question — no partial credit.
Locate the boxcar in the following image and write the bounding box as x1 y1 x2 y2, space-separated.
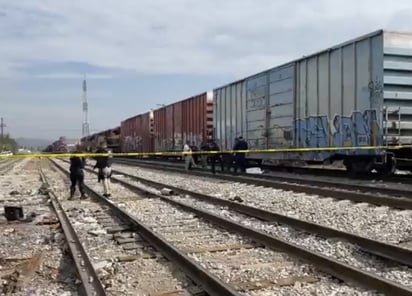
213 30 412 174
80 127 121 152
153 92 213 155
44 137 68 153
105 126 121 153
120 111 154 155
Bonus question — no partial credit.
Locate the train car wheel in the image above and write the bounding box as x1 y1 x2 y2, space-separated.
343 159 352 172
376 154 396 176
344 159 373 175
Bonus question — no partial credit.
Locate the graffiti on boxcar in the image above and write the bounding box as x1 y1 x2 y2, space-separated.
123 136 141 152
363 110 382 146
174 133 183 149
368 76 383 98
294 116 329 160
332 115 353 147
167 138 176 151
331 110 382 148
294 109 381 153
368 77 384 108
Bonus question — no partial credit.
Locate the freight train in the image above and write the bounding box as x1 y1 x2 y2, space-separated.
43 137 68 153
120 93 213 158
81 127 121 153
80 29 412 175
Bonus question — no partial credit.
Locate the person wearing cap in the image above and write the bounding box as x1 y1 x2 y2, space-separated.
93 143 112 197
69 145 87 200
233 136 248 174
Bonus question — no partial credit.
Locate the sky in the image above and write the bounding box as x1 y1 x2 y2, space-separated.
1 0 412 141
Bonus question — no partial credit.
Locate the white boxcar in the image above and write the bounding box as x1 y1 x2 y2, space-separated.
213 30 412 173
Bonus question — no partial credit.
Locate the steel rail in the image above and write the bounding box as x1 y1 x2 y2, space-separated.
50 159 242 296
115 157 412 183
0 158 21 173
58 158 412 295
38 166 107 296
114 158 412 209
115 158 412 197
255 164 412 183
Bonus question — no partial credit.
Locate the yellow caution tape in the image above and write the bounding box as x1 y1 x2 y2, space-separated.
0 144 411 159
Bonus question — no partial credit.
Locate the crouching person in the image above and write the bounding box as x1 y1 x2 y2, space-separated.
69 146 87 200
94 144 112 197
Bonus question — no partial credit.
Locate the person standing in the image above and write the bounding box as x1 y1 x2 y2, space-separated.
93 143 112 197
200 140 209 169
190 141 199 168
233 136 248 174
183 141 196 171
69 146 86 200
208 139 224 174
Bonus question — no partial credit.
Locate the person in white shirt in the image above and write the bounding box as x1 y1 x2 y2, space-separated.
183 140 196 171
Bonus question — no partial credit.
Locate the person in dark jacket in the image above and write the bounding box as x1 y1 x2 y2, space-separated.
233 136 248 174
190 142 199 168
93 143 112 197
69 146 86 200
208 139 224 174
200 140 209 169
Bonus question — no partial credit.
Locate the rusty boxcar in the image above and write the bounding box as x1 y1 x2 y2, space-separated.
153 92 213 154
120 111 154 155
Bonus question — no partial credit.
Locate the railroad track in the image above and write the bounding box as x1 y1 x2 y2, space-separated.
114 158 412 208
115 157 412 182
0 159 80 295
55 158 412 295
3 157 201 296
84 163 412 263
0 158 23 173
44 160 205 295
261 164 412 183
108 162 412 247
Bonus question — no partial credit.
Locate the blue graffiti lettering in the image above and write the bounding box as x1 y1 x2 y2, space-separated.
294 109 381 157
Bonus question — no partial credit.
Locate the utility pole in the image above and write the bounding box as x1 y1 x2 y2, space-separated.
0 117 5 141
0 117 6 151
82 75 90 137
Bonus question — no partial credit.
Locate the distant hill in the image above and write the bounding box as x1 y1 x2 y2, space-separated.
15 137 79 151
16 138 52 150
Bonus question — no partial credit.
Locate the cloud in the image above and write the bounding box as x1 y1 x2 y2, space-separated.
31 73 113 79
2 0 412 79
9 60 135 80
2 0 412 140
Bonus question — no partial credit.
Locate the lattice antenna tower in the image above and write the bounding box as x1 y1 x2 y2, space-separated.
82 74 90 137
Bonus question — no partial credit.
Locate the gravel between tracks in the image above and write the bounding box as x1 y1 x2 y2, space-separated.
115 159 412 192
168 194 412 288
0 159 79 296
113 164 412 247
103 165 412 289
54 159 387 295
